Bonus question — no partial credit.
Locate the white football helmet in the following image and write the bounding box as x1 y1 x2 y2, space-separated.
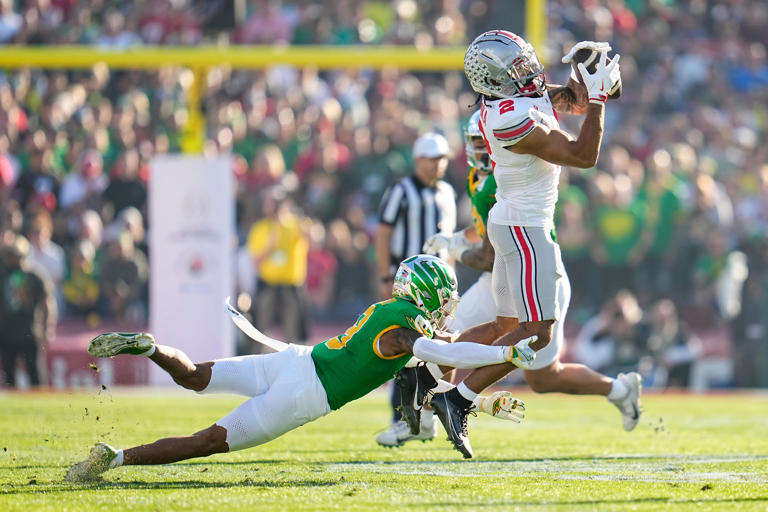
464 109 491 174
464 30 546 99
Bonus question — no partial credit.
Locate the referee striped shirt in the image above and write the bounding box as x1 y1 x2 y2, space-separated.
378 175 457 274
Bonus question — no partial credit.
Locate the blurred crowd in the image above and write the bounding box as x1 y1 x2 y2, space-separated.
1 0 767 388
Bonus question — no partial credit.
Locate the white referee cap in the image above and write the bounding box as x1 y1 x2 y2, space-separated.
413 132 450 159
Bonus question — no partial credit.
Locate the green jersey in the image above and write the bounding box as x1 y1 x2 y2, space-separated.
466 166 497 238
311 298 432 410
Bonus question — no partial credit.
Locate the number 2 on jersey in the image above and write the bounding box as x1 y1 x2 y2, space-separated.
499 99 515 114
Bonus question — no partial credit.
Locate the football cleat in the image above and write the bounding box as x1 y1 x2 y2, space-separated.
376 415 437 447
64 442 119 482
609 372 642 431
395 363 438 435
430 392 474 459
88 332 155 357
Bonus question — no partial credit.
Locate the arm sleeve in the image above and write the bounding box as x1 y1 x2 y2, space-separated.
412 336 508 369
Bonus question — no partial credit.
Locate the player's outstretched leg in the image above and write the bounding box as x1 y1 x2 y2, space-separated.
65 425 229 482
88 332 213 391
523 361 643 432
608 372 642 431
430 388 474 459
64 442 119 482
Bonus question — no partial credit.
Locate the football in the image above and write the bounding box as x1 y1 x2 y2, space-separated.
571 48 622 99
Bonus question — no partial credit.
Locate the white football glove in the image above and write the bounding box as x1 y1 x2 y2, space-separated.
577 49 621 105
422 232 472 260
561 41 612 64
477 391 526 422
607 55 622 94
502 335 537 369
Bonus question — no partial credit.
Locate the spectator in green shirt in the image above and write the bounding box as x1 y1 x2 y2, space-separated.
589 172 650 305
635 149 685 302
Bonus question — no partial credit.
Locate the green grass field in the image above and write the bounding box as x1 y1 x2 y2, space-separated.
1 388 767 511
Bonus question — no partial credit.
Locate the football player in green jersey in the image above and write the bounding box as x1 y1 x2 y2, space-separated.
65 255 532 482
377 110 500 447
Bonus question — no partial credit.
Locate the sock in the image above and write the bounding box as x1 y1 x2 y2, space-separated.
140 345 156 357
446 387 474 408
109 449 124 468
607 378 629 401
457 382 478 402
421 408 434 425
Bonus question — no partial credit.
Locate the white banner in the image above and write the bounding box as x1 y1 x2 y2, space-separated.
149 155 234 385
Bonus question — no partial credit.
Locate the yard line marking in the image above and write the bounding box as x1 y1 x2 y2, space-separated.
328 455 768 484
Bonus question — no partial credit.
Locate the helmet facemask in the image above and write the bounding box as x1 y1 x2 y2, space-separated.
465 110 492 174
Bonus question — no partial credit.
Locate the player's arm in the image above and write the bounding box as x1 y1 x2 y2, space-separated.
456 232 494 272
507 103 604 168
462 225 481 244
547 77 589 115
422 226 484 266
379 327 537 369
507 50 619 168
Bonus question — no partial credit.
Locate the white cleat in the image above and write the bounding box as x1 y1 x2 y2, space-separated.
88 332 155 357
376 415 437 447
64 443 119 482
610 372 642 431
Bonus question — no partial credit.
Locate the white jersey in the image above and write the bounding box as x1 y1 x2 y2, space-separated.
479 93 561 228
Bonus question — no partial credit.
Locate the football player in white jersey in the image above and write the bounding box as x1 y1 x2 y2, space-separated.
400 32 642 458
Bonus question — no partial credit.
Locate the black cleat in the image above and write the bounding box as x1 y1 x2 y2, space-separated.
395 366 421 435
395 363 439 435
430 391 474 459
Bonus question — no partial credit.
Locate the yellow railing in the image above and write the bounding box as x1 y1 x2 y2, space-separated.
0 45 466 71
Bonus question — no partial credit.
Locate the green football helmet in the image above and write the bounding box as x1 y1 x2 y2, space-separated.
392 254 460 331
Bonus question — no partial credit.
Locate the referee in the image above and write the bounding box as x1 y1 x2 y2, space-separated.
374 131 456 443
375 131 457 299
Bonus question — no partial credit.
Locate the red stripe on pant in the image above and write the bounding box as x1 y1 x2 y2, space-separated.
513 226 540 322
